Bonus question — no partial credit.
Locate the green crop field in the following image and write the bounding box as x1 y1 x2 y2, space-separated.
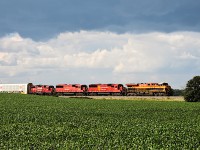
0 94 200 149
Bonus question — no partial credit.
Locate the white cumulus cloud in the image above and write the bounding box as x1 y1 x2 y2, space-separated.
0 31 200 88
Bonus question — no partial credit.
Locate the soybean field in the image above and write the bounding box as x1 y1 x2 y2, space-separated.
0 94 200 149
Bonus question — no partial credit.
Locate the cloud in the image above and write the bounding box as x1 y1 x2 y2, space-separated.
1 0 200 39
0 31 200 88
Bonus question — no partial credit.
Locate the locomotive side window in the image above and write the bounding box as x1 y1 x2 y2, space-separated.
72 85 79 88
118 84 123 90
56 86 63 88
89 85 98 87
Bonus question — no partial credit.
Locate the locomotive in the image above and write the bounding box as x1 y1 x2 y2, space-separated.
30 85 55 95
55 84 88 96
87 84 126 96
29 82 172 96
126 83 172 96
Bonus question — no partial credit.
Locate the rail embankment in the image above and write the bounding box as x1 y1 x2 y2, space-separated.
60 96 184 101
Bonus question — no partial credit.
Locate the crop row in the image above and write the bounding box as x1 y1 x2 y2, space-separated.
0 94 200 149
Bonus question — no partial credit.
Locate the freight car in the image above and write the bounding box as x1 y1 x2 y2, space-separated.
0 83 33 94
126 82 172 96
87 84 126 96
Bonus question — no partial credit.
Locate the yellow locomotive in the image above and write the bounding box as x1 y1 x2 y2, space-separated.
126 82 172 96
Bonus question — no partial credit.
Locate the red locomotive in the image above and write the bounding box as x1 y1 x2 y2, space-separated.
88 84 126 96
55 84 88 96
30 85 54 95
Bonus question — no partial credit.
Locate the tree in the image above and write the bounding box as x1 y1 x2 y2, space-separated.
184 76 200 102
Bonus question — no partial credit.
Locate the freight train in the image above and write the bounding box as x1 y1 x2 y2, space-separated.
0 82 172 96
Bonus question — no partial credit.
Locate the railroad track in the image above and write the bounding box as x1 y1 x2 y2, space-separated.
59 96 184 101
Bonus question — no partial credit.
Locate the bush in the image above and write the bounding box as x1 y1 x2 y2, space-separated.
172 89 184 96
184 76 200 102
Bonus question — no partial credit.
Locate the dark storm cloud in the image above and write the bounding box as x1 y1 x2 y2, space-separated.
0 0 200 39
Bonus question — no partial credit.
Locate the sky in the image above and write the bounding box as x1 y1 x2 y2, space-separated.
0 0 200 89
